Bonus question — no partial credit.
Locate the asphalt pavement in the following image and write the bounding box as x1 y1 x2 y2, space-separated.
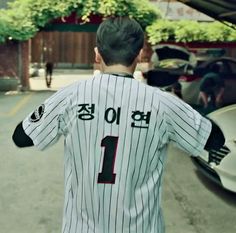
0 70 236 233
29 69 94 91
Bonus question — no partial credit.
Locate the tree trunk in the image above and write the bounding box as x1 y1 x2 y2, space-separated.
19 40 30 91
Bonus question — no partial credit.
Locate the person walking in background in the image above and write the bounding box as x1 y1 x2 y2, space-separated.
12 17 225 233
199 63 225 110
45 61 54 88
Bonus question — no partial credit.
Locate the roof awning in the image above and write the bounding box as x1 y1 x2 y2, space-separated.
177 0 236 25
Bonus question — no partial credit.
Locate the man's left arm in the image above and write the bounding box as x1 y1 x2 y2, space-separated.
204 118 225 151
163 92 225 156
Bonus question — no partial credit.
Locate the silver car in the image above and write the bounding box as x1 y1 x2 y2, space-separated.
192 104 236 192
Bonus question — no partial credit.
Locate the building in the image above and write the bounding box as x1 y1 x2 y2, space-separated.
30 0 216 69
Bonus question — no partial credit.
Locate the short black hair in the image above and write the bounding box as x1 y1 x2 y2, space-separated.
96 17 144 66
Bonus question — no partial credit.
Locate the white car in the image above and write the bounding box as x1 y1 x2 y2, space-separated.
192 104 236 192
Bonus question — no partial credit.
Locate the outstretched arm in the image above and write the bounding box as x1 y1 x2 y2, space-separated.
204 118 225 151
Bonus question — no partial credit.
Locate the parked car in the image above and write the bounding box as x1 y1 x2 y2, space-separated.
180 57 236 106
150 44 197 69
192 104 236 193
143 45 236 107
143 44 196 87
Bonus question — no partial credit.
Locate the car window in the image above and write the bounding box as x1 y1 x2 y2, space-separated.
158 59 188 69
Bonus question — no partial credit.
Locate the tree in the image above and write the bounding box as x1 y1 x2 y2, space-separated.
0 0 38 42
146 20 236 45
0 0 161 43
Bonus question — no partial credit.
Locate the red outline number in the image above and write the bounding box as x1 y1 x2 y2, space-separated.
98 136 118 184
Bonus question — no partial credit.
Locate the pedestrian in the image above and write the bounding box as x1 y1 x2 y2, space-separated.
12 17 225 233
45 61 54 88
199 63 225 109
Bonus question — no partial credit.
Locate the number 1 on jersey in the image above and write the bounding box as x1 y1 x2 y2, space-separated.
98 136 118 184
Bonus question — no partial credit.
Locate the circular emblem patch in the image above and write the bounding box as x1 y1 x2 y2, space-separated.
29 104 45 123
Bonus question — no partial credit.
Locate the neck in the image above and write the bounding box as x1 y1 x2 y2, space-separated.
101 64 136 76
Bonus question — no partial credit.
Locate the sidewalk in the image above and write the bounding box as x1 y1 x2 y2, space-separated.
29 69 94 91
29 69 145 91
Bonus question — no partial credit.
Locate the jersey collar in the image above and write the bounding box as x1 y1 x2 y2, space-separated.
104 72 134 79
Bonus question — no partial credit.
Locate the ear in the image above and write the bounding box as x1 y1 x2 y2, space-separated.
94 47 102 63
137 49 143 62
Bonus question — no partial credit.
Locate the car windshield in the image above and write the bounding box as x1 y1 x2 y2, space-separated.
158 59 190 69
152 45 197 70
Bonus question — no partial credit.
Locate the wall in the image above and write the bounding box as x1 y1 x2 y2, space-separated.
0 40 30 90
0 40 19 78
31 31 153 68
31 31 97 68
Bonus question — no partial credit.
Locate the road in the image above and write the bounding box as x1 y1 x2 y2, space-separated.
0 75 236 233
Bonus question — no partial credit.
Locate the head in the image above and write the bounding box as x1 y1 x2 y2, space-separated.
95 17 144 70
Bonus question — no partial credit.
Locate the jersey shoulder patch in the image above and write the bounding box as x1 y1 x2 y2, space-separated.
29 104 45 123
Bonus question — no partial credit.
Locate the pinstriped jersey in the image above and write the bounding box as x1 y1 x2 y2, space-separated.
22 73 212 233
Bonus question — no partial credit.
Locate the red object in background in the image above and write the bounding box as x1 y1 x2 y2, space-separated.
51 12 103 25
179 74 201 82
160 41 236 49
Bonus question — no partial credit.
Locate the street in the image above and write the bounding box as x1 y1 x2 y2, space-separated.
0 75 236 233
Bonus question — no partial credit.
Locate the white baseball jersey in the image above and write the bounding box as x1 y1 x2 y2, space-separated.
22 73 212 233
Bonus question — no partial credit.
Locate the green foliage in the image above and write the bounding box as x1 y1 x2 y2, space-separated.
0 0 160 42
174 20 208 42
146 20 175 44
0 0 36 42
127 0 161 28
204 22 235 42
146 20 236 45
2 0 236 44
97 0 161 28
0 0 37 42
0 11 8 43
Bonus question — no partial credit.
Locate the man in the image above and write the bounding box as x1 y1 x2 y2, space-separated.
12 17 225 233
45 61 54 88
199 63 225 109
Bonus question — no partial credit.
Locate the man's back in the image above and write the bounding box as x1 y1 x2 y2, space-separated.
56 73 210 233
20 72 211 233
62 73 165 233
12 17 221 233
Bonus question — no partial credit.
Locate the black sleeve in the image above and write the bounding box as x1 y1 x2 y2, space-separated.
12 122 34 148
204 118 225 151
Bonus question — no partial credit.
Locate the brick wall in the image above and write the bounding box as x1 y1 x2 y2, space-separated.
0 40 30 90
0 41 19 78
